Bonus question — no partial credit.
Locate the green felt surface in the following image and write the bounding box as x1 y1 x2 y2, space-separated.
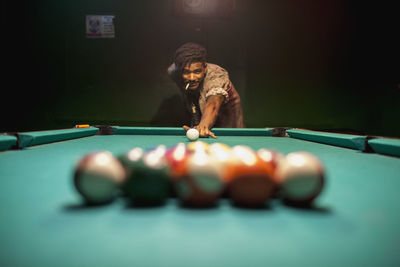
287 129 367 151
368 138 400 157
1 133 400 266
18 127 99 148
0 135 17 151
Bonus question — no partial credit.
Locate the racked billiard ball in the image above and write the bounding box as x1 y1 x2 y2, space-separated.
187 140 209 153
225 145 277 207
163 143 190 178
275 151 325 205
173 144 224 207
257 148 285 178
74 151 126 205
208 142 238 179
122 145 171 205
257 148 285 195
118 147 144 169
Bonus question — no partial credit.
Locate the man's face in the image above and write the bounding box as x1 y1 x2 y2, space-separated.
182 62 206 90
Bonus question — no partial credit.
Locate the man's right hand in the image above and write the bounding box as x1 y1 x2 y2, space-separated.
183 125 217 139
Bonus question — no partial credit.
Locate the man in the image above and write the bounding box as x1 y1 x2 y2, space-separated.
168 42 245 138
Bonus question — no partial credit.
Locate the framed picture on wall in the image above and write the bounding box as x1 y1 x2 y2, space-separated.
86 15 115 38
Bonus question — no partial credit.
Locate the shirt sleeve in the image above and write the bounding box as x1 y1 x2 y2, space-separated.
203 64 230 104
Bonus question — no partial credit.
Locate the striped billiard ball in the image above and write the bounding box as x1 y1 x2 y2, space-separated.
174 144 224 207
275 151 325 205
74 151 126 205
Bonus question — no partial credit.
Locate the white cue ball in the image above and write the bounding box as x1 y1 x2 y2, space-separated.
186 128 199 141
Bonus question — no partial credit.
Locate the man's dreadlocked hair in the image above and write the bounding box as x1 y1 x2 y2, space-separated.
174 42 207 73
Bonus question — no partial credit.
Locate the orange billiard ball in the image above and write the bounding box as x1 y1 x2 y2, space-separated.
225 145 277 207
257 148 285 193
257 149 285 178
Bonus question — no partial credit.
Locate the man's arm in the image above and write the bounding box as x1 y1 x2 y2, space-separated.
197 94 224 138
182 94 224 138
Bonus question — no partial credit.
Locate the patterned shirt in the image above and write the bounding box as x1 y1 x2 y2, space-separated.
168 63 245 128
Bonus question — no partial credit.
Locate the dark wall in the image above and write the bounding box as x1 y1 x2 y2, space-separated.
3 0 399 137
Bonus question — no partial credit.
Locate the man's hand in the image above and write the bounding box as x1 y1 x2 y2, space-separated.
182 94 224 139
182 95 223 139
183 125 217 139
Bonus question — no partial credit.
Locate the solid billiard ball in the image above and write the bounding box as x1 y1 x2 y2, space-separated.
257 148 285 183
187 140 209 153
122 145 171 205
186 128 199 141
163 143 191 197
225 145 277 207
117 147 144 192
164 143 190 178
118 147 144 170
275 151 325 205
74 151 126 205
173 145 224 207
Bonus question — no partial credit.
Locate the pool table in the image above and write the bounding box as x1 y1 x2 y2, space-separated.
1 126 400 267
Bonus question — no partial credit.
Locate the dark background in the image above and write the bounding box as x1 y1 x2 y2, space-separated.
2 0 399 137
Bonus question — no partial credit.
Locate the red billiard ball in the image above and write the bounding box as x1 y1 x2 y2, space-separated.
164 143 191 178
225 145 277 207
163 143 191 197
275 151 325 205
74 151 126 205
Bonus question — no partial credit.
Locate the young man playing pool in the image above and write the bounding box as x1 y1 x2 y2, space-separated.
168 42 245 138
